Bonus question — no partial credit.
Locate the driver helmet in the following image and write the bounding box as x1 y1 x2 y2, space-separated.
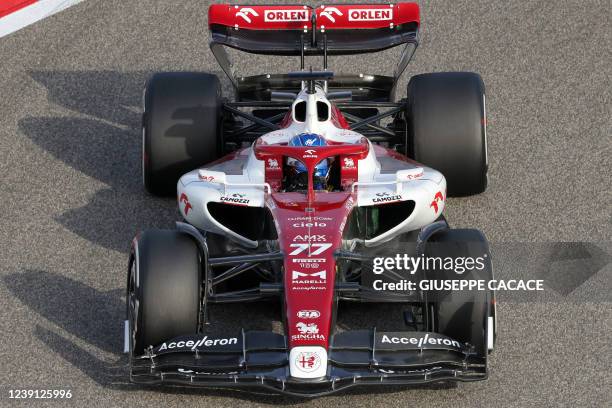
287 133 330 190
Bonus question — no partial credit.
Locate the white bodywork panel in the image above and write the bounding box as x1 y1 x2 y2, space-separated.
178 86 446 248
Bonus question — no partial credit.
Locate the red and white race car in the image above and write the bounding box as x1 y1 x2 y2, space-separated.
127 3 496 396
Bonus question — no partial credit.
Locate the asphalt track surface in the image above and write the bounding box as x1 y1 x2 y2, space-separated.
0 1 610 407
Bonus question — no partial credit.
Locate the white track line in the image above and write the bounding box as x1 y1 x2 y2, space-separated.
0 0 85 38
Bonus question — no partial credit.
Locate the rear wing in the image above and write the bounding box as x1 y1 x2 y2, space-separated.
209 3 419 55
208 3 420 101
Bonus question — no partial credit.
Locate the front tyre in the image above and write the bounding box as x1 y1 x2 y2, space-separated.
424 228 495 357
127 230 201 356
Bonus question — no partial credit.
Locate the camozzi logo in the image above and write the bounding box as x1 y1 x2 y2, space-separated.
348 8 393 21
220 193 249 205
373 192 402 203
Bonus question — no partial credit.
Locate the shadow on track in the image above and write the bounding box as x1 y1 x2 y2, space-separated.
18 71 175 253
4 270 333 403
18 70 222 253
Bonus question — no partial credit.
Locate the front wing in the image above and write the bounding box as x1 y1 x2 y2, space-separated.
130 330 487 397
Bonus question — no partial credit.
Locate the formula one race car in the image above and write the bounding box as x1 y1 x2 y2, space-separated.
126 3 496 396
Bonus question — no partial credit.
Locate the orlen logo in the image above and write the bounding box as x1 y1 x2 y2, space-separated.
297 310 320 319
406 170 423 180
320 7 343 23
235 7 259 23
303 149 317 158
264 9 309 22
198 173 215 182
179 193 192 215
348 8 393 21
430 191 445 214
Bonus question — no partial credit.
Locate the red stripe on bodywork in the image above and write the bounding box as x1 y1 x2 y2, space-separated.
0 0 38 18
268 192 355 349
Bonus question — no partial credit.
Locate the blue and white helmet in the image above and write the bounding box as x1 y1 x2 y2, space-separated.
287 133 330 190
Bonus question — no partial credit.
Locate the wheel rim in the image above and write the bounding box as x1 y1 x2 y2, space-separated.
128 257 139 358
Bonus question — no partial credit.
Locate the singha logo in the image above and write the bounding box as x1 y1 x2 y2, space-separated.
296 322 319 334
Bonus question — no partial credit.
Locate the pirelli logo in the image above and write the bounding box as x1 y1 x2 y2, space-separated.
348 8 393 21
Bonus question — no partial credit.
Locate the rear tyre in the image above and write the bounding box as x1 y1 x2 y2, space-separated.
143 72 222 196
127 229 201 356
424 228 494 357
406 72 487 197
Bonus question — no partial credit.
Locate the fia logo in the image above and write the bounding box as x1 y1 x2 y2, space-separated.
297 310 321 319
